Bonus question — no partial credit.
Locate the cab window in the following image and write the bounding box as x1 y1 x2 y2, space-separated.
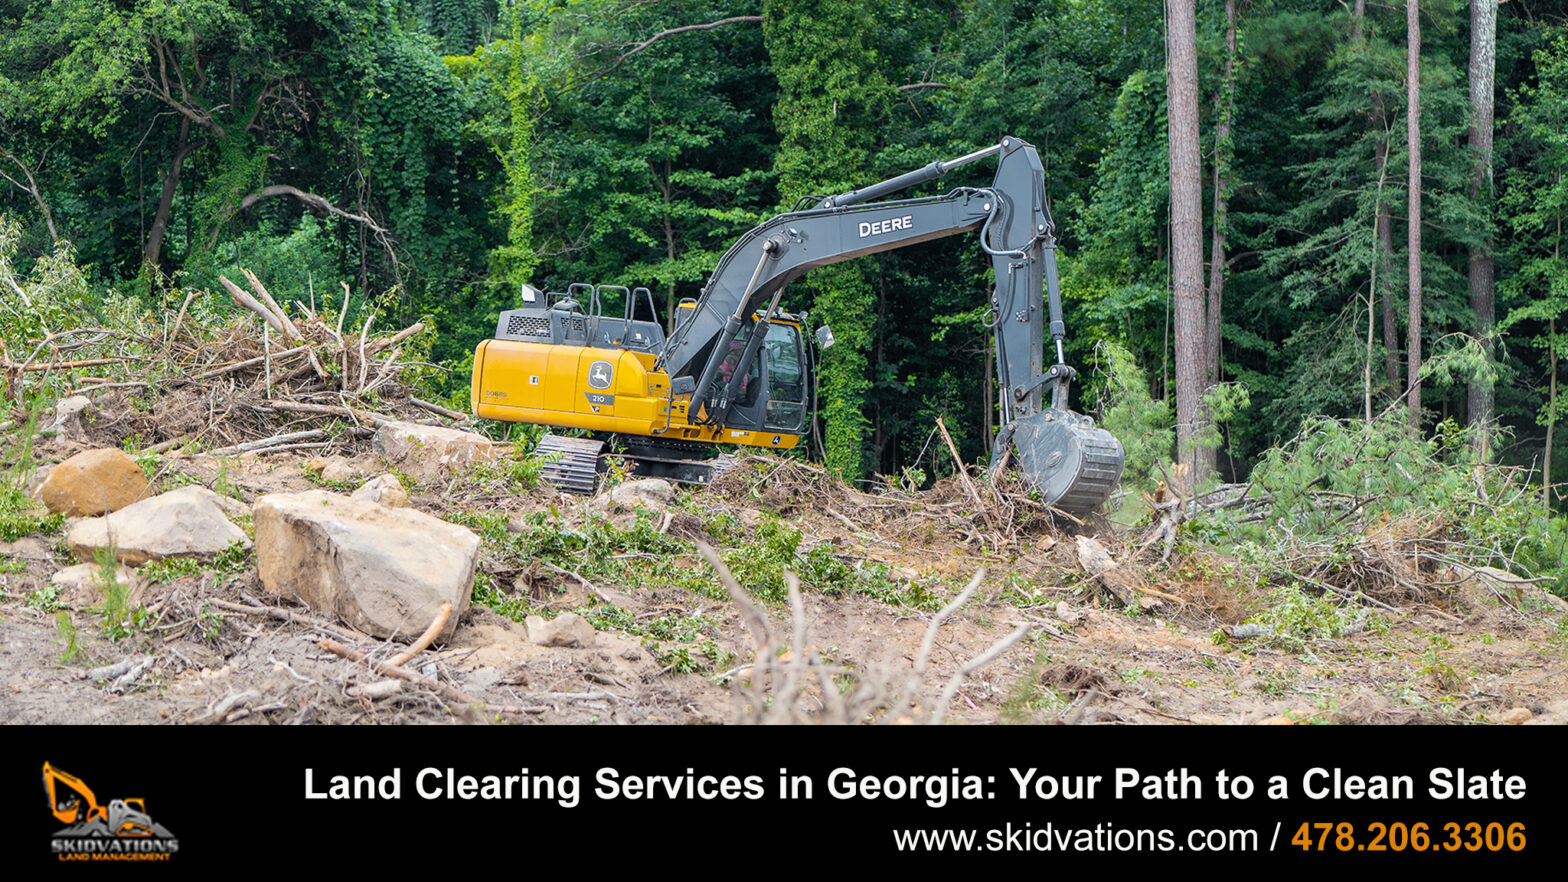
763 324 805 432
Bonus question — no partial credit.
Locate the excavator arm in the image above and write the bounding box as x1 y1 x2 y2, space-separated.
660 137 1059 423
658 135 1123 511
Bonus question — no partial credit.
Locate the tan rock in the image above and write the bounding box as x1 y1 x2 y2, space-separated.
351 474 409 508
1055 602 1082 627
603 478 676 510
51 563 146 609
372 420 500 480
525 612 596 648
67 486 247 566
1494 707 1532 726
253 490 478 642
36 448 148 516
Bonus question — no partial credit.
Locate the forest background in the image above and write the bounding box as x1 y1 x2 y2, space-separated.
3 0 1567 523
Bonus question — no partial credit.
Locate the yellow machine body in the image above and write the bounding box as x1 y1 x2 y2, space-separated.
471 339 802 451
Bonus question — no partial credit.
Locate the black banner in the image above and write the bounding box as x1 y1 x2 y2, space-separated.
2 725 1555 870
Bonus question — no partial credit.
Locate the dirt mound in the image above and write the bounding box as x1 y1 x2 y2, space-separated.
1039 662 1114 694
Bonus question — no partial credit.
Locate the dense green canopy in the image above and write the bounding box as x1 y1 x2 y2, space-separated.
3 0 1567 499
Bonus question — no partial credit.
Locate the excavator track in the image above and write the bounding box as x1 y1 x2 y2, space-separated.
534 434 604 495
621 439 736 485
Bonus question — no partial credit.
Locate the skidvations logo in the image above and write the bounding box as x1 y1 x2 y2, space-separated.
43 762 180 862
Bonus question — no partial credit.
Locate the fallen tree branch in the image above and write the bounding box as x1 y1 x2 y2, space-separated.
206 599 368 643
209 429 327 455
409 396 466 421
576 16 764 85
236 397 397 427
239 184 389 233
320 639 542 716
387 601 451 668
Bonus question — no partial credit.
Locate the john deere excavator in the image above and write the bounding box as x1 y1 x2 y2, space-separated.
471 135 1124 513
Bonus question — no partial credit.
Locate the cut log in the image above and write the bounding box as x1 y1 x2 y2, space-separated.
1075 535 1156 609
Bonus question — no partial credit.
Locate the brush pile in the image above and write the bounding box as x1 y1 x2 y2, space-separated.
4 270 464 457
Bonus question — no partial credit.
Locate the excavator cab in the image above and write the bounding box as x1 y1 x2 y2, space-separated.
716 315 809 436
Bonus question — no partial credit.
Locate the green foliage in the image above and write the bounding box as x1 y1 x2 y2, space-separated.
764 0 896 483
212 456 241 500
1194 413 1567 594
492 3 539 285
55 611 81 665
93 545 129 640
1092 339 1173 491
142 557 203 584
0 405 63 541
3 0 1568 503
182 214 341 306
721 516 801 602
197 601 224 644
0 485 61 541
27 584 64 613
1240 586 1368 651
213 541 254 579
1499 34 1568 484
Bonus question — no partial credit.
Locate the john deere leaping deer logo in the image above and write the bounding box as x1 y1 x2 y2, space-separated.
588 360 614 390
44 762 179 861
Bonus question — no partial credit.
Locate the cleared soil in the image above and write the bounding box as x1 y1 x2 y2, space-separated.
2 434 1565 727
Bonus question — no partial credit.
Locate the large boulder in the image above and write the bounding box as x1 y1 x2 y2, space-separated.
372 420 500 480
253 490 478 642
36 448 148 516
67 486 248 565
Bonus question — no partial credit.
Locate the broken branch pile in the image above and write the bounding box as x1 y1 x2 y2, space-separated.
26 270 459 455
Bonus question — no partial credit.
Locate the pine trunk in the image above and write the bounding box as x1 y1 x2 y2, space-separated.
1167 0 1206 480
1467 0 1497 455
1204 0 1236 389
1407 0 1423 431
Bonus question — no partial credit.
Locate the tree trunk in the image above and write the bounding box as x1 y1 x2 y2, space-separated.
1407 0 1423 431
659 158 678 332
0 145 59 243
1379 184 1400 389
1548 317 1557 508
1467 0 1497 456
143 116 194 269
1167 0 1206 479
1358 0 1401 393
1205 0 1236 389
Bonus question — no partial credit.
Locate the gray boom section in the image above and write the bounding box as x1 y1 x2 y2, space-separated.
657 135 1056 425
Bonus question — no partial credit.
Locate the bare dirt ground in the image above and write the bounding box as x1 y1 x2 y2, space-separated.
3 434 1566 727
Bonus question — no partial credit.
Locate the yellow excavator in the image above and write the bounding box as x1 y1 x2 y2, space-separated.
43 762 156 837
471 135 1123 512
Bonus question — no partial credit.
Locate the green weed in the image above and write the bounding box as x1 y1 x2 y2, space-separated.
27 584 64 613
143 557 203 584
55 611 81 664
94 545 130 640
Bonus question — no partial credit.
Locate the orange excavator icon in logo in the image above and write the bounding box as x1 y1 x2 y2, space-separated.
43 762 172 839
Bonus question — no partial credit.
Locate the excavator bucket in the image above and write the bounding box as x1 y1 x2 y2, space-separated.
1008 409 1125 514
